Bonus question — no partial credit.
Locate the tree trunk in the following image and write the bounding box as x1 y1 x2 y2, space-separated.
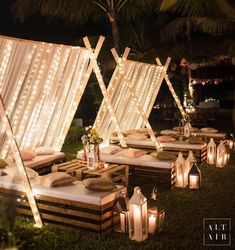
108 11 119 52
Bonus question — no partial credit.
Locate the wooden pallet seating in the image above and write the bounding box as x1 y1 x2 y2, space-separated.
0 175 126 235
52 159 129 187
97 153 176 190
109 137 207 163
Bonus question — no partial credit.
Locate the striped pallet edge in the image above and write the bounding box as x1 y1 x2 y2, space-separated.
127 164 175 190
0 188 116 236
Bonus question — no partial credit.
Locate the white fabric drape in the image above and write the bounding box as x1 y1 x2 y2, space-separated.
94 59 163 142
0 36 91 158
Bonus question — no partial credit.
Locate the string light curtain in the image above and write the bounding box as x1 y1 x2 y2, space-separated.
94 59 163 143
0 36 91 158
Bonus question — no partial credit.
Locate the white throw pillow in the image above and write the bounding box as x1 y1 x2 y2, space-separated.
35 146 54 155
138 154 156 161
20 149 36 161
200 127 218 133
127 133 147 140
100 145 122 155
117 148 147 158
4 167 38 179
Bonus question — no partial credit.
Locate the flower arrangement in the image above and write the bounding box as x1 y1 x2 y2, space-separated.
182 114 191 124
81 126 103 145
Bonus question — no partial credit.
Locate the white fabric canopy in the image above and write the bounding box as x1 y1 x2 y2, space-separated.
94 59 164 143
0 36 91 157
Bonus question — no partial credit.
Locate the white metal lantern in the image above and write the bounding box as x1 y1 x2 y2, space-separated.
216 141 226 168
114 192 129 234
188 163 201 189
129 186 148 242
175 152 186 188
185 151 196 185
207 138 216 165
147 188 165 234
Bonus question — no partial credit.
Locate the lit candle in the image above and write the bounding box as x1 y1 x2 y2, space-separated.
228 140 233 150
104 163 109 168
120 213 126 233
134 206 141 241
177 175 183 187
148 214 157 234
189 176 198 189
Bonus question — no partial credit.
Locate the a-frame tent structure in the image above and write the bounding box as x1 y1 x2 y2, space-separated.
0 35 126 227
94 47 187 150
0 35 127 158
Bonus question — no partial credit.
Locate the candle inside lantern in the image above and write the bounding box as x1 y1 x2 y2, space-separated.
228 140 233 150
148 214 157 234
177 174 183 187
120 213 126 233
189 176 198 189
104 163 109 168
134 205 142 241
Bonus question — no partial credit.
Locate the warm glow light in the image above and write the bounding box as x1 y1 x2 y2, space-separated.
189 176 198 189
0 95 43 227
148 213 157 234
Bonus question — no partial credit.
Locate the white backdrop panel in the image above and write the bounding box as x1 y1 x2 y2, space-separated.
0 36 91 157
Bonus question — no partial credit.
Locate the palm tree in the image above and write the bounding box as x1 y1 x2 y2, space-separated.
156 0 235 42
11 0 150 51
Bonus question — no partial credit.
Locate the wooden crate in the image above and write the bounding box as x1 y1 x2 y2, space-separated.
128 163 176 190
0 185 125 236
52 160 129 187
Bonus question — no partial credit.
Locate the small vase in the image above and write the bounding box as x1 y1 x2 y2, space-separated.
87 144 99 170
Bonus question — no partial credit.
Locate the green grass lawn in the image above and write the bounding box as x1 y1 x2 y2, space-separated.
1 148 234 250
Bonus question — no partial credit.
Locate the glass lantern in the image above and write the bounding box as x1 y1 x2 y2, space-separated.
147 188 165 234
227 133 234 150
188 162 201 189
175 152 186 188
113 191 129 234
207 138 216 165
216 141 226 168
87 144 99 170
184 122 191 138
185 151 196 185
129 186 148 242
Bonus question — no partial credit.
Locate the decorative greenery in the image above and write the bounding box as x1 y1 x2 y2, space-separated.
81 126 103 145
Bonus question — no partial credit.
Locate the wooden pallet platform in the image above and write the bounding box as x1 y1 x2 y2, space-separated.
52 160 129 187
0 183 125 236
128 163 176 190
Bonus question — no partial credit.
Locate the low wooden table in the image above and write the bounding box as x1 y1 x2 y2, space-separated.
52 160 129 187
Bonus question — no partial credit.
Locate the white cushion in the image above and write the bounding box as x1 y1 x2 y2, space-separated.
20 149 36 161
117 148 147 158
100 145 121 155
3 167 38 179
200 127 218 133
35 146 54 155
160 130 177 135
127 133 147 140
39 172 75 187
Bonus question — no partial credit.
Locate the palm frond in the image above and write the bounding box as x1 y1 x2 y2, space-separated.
160 17 189 42
194 17 235 34
159 0 224 18
119 0 151 20
11 0 97 24
159 0 177 12
161 16 235 42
